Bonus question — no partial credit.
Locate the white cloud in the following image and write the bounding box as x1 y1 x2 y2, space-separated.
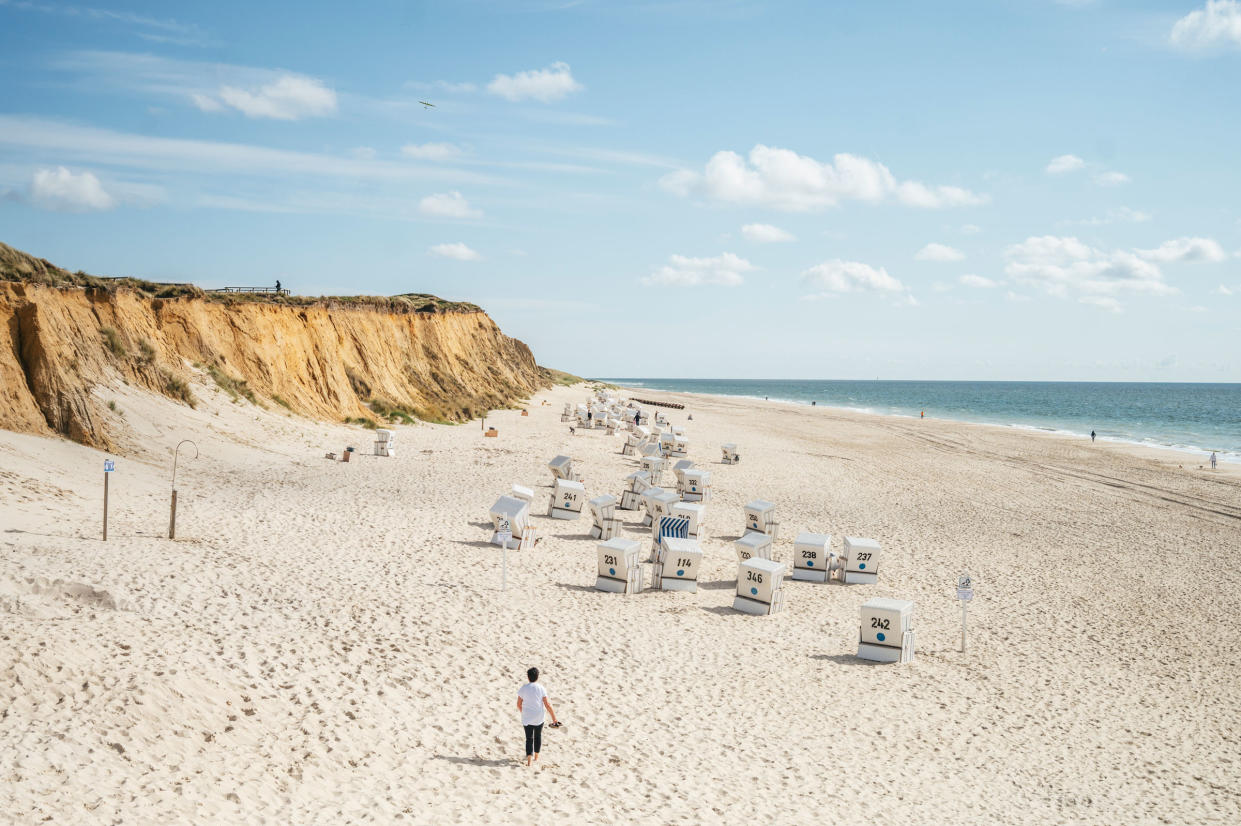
29 166 115 212
660 145 987 211
1046 154 1086 174
1001 235 1222 309
196 74 338 120
642 253 754 287
0 116 499 188
915 242 965 262
801 259 910 301
1212 284 1233 295
1005 291 1030 302
1077 206 1152 226
350 146 376 160
406 80 478 94
1171 1 1241 51
961 224 981 234
428 242 480 261
190 93 224 112
959 274 999 288
418 191 482 219
741 223 795 243
1079 295 1123 313
1136 236 1226 263
401 142 464 161
487 62 583 103
1093 171 1130 187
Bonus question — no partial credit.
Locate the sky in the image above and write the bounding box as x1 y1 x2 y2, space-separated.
1 0 1240 382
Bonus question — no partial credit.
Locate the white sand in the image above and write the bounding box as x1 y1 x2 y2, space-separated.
2 378 1239 824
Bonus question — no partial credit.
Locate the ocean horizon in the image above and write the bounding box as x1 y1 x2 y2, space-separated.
597 378 1241 464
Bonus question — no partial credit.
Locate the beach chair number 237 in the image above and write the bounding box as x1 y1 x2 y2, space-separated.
855 552 873 562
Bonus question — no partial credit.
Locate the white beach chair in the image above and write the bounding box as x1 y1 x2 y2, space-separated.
654 536 703 593
489 495 532 549
549 478 586 520
670 434 689 458
857 598 915 663
743 499 779 540
792 532 833 583
657 431 677 457
734 557 787 615
619 471 651 510
640 455 665 485
548 454 577 483
671 501 706 538
511 484 535 507
642 488 680 529
672 460 695 495
735 531 773 563
589 494 621 540
721 443 740 465
681 468 711 502
842 536 881 585
595 537 645 594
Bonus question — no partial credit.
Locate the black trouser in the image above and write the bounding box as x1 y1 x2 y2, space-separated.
524 724 543 756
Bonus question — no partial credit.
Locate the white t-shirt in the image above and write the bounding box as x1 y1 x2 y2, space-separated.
518 682 548 726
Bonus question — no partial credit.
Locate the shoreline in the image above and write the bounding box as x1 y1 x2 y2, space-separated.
606 382 1241 478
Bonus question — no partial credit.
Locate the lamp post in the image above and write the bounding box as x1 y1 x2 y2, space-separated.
169 440 198 539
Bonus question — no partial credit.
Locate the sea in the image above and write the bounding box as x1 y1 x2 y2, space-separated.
598 379 1241 464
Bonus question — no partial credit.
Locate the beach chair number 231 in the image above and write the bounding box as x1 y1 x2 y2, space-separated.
603 554 617 565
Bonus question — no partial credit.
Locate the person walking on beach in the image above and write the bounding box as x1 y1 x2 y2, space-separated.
1091 430 1096 443
517 667 559 767
1211 451 1218 470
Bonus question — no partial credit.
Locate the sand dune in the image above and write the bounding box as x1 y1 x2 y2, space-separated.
2 378 1239 824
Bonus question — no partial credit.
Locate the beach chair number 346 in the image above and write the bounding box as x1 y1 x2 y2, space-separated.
746 571 764 583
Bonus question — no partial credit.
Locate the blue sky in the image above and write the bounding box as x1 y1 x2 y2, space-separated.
1 0 1239 381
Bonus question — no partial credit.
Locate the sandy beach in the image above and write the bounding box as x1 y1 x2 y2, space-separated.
2 378 1240 825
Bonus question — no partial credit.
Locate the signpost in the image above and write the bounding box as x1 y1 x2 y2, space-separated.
957 571 974 653
169 440 198 539
102 459 115 540
496 517 512 591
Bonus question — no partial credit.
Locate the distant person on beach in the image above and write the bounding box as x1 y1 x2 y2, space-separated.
587 410 592 424
1091 431 1096 443
275 279 281 293
1211 451 1218 469
920 410 924 419
517 667 559 767
634 410 640 426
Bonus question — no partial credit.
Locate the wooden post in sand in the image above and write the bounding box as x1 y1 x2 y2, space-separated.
102 460 113 540
169 440 198 540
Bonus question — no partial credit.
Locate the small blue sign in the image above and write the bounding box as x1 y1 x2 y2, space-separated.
609 567 616 576
876 632 886 642
103 460 115 473
858 562 866 570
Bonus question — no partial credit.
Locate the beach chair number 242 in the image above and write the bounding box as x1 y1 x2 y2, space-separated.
870 617 891 630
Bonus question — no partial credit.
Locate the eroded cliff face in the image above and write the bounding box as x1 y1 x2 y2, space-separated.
0 280 547 450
